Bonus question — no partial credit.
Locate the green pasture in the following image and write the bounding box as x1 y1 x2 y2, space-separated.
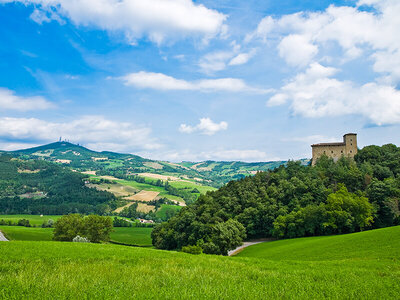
0 224 152 246
110 227 153 246
0 215 62 225
236 226 400 261
168 180 216 193
155 204 182 220
1 226 399 298
0 226 53 241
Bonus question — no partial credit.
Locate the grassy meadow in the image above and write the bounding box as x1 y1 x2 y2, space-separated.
0 226 53 241
0 224 153 246
236 226 400 261
110 227 153 246
0 214 62 225
0 226 399 298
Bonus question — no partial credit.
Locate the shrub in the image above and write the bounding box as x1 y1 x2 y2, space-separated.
181 245 203 255
72 235 90 243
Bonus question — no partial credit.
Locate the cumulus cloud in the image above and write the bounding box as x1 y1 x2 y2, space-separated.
249 0 400 81
1 0 226 44
179 118 228 135
121 71 270 93
0 115 161 152
267 63 400 125
0 88 54 111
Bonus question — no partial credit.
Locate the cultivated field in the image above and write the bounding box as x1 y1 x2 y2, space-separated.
129 190 159 202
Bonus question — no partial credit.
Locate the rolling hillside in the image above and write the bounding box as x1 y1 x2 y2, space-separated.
8 141 296 187
236 225 400 260
0 226 399 298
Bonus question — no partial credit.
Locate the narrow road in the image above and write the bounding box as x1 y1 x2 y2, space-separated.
0 230 8 242
228 239 270 256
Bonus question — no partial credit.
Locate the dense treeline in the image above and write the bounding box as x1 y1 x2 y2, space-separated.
0 155 117 215
152 144 400 255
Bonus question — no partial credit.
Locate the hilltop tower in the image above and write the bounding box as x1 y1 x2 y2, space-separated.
311 133 357 166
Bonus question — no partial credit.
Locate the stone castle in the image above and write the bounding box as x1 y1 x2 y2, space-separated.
311 133 357 166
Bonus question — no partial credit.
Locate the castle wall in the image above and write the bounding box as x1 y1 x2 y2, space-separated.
311 134 357 166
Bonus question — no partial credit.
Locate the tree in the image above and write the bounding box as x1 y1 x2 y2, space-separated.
53 214 84 241
53 214 113 243
203 219 246 256
83 215 113 243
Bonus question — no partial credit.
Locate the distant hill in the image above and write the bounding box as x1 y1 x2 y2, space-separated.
7 141 306 187
0 155 117 215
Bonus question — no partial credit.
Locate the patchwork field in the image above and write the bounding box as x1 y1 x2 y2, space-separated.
0 226 399 298
130 190 159 202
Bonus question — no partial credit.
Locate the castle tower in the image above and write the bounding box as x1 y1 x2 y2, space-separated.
311 133 357 166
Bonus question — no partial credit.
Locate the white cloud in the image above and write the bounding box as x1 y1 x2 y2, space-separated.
0 88 54 111
278 35 318 67
2 0 226 44
179 118 228 135
199 51 234 73
121 71 270 93
267 63 400 125
228 49 256 66
198 42 255 73
0 115 161 152
250 1 400 81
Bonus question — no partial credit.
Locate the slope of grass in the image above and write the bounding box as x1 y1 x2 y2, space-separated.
110 227 152 246
0 215 62 226
0 235 399 299
236 226 400 261
0 226 53 241
155 204 182 220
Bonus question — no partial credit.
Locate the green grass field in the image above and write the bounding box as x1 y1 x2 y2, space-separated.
0 226 399 298
0 226 53 241
110 227 153 246
0 225 153 246
236 226 400 260
0 215 62 225
155 204 182 220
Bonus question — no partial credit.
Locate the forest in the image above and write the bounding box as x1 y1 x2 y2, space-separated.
152 144 400 255
0 155 117 215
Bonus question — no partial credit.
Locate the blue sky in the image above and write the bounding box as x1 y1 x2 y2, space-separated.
0 0 399 161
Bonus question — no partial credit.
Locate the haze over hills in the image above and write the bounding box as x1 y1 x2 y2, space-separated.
6 141 308 187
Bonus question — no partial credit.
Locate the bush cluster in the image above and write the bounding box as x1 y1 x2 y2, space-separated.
53 214 112 243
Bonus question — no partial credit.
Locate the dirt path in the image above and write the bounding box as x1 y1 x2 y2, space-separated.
228 239 270 256
0 230 9 242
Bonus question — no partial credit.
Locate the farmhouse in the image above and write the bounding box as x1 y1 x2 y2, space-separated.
311 133 357 166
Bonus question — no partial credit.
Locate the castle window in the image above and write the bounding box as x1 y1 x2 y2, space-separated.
324 151 326 154
350 150 352 153
331 151 334 154
341 150 343 153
